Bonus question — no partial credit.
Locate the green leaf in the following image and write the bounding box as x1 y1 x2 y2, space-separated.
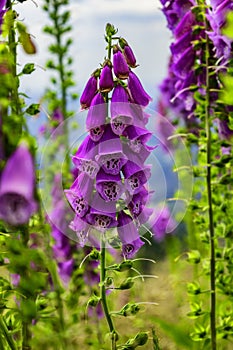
222 12 233 39
220 75 233 105
25 103 40 115
21 63 35 75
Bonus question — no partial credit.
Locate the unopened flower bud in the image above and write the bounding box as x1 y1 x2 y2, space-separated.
99 60 114 93
113 45 129 79
119 38 137 68
80 69 100 109
87 295 101 307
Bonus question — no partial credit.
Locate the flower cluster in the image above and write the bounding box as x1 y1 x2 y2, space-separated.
66 24 154 258
207 0 233 60
158 1 233 147
158 0 205 124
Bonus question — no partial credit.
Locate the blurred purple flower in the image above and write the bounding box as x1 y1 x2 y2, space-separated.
0 0 7 33
150 206 176 242
58 259 75 285
0 143 37 225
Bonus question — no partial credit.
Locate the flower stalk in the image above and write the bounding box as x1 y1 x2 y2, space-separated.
205 32 216 350
100 237 117 350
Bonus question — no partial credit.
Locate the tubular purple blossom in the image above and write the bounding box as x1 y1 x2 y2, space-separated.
117 210 144 259
80 71 99 109
119 38 137 68
96 168 124 202
86 93 107 141
113 45 130 79
72 135 100 179
0 143 37 225
110 85 133 135
95 124 127 175
65 173 94 217
69 215 90 247
128 71 152 107
99 60 114 93
122 153 151 195
86 209 117 232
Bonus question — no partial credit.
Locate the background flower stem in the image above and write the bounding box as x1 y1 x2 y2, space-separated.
205 32 216 350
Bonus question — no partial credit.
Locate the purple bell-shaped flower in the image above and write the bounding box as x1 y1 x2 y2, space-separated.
0 143 37 225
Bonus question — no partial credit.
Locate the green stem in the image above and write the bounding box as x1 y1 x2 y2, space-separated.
100 238 117 350
205 33 216 350
0 316 17 350
21 227 32 350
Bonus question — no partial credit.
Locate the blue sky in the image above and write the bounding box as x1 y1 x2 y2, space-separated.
17 0 172 106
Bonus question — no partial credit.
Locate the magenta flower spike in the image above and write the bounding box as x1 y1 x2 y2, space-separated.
96 168 124 202
99 60 114 93
110 84 133 135
65 172 94 217
95 124 127 175
80 71 99 109
128 71 152 107
117 210 144 259
0 143 37 225
72 135 100 179
86 92 107 142
113 45 130 79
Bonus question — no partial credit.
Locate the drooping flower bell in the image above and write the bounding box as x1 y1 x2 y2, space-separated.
128 71 152 107
113 45 130 79
117 210 144 259
110 84 133 135
0 143 37 225
99 60 114 93
80 69 99 109
119 37 137 68
72 135 100 179
86 92 107 142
